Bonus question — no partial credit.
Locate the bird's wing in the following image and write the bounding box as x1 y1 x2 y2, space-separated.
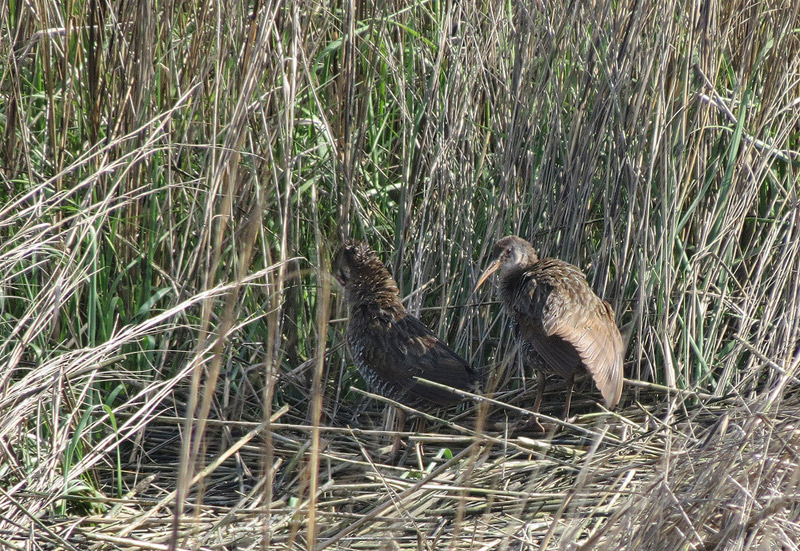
516 267 624 409
547 299 624 409
357 314 477 406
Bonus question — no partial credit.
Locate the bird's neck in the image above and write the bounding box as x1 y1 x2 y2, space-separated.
500 261 537 288
347 273 406 318
499 261 538 307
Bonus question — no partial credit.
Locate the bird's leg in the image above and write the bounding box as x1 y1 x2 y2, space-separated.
562 374 575 422
392 414 428 465
516 370 546 434
389 406 406 463
410 416 427 466
532 370 545 415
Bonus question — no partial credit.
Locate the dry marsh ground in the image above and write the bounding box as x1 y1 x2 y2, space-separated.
1 1 799 549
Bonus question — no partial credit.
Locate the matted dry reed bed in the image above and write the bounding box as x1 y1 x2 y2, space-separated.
12 380 797 551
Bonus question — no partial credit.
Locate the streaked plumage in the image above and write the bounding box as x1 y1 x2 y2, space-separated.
476 235 624 422
333 240 478 408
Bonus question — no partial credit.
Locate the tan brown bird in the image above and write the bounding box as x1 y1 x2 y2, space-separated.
333 240 478 410
475 235 623 426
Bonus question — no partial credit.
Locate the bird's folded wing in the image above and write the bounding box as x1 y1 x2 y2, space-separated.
518 275 623 409
360 314 477 405
544 300 623 409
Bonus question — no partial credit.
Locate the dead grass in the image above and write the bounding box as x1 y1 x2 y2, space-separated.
6 377 798 550
1 0 799 549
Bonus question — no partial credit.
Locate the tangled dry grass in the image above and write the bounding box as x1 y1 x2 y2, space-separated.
4 366 800 550
2 0 800 549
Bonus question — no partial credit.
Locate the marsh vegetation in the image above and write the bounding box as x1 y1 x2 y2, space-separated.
1 1 799 549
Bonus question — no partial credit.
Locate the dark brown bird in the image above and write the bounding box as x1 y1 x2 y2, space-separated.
333 240 479 409
475 235 624 425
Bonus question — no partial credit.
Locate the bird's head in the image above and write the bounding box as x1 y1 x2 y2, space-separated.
332 240 402 308
474 235 539 291
332 241 358 287
333 240 378 287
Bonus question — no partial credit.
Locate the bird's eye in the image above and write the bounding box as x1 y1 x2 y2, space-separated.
335 266 350 285
505 247 512 256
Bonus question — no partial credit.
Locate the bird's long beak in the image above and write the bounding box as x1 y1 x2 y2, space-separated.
333 271 345 287
474 259 500 292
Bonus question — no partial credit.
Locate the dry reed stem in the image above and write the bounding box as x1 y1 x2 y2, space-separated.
1 0 799 549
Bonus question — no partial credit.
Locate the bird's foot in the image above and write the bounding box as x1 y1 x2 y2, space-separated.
512 417 548 436
378 437 408 465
